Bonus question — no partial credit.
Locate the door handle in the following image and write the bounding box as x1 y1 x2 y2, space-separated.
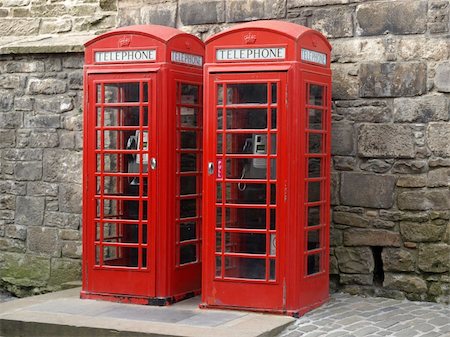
208 162 214 175
150 157 157 170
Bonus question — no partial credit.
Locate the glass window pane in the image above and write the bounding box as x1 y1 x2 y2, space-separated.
216 207 222 228
104 83 140 103
180 222 196 242
224 232 266 254
226 158 266 179
225 207 266 230
271 108 277 129
217 84 223 105
271 83 277 104
103 246 139 267
308 133 322 154
309 84 324 106
308 206 321 226
216 231 222 252
180 244 197 264
180 131 197 149
180 107 198 127
308 158 322 178
217 133 223 154
180 154 197 172
180 84 199 104
215 256 222 277
307 230 321 250
270 209 276 230
308 182 321 202
180 176 196 195
309 109 323 130
226 83 267 104
217 109 223 130
224 183 267 204
103 106 147 127
270 259 276 280
224 257 265 279
216 183 222 202
307 254 321 275
226 109 267 129
180 199 196 218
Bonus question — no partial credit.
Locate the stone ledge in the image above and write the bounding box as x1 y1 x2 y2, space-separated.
0 34 95 55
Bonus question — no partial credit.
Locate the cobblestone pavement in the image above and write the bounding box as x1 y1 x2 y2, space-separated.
279 293 450 337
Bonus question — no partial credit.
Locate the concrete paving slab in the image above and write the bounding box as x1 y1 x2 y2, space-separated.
0 288 294 337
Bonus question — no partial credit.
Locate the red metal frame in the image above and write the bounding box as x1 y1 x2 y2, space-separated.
202 20 332 316
82 25 204 305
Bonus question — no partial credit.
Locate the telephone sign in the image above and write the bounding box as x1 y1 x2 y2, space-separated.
82 25 204 305
202 20 332 316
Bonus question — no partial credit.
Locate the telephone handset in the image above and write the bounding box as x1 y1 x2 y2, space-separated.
238 134 267 191
252 134 267 169
126 130 148 165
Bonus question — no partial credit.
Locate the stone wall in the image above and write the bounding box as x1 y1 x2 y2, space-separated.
0 0 449 303
0 53 84 296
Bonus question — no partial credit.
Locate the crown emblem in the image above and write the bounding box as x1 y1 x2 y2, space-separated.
118 36 131 47
244 32 256 44
185 41 192 50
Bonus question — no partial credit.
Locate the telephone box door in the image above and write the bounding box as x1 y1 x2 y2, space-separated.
204 72 288 310
85 72 157 296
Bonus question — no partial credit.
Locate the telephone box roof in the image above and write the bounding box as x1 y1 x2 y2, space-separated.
205 20 331 49
85 24 202 47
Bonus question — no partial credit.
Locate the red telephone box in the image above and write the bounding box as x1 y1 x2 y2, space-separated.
82 25 204 305
201 20 332 316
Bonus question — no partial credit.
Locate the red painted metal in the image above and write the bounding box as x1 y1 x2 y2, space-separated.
82 25 204 305
202 20 332 316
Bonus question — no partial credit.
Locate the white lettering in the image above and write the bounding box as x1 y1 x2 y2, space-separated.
216 47 286 61
94 49 156 63
301 49 327 65
171 51 203 67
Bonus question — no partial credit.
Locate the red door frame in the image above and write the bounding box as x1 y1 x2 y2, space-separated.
83 70 159 300
202 70 290 311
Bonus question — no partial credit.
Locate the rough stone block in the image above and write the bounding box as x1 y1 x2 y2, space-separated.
335 247 374 274
24 115 61 129
27 226 60 257
49 258 81 286
59 184 82 213
62 241 82 258
331 37 385 63
333 212 369 228
29 130 59 148
141 2 177 27
27 78 67 95
0 112 22 128
384 273 427 294
59 229 80 241
429 158 450 168
335 100 392 123
15 196 45 226
68 72 83 90
306 6 353 38
117 7 140 26
428 168 450 187
5 225 27 241
35 96 73 114
0 130 15 148
392 161 428 174
0 91 14 112
27 182 58 197
14 161 43 181
40 19 72 34
397 175 427 188
180 0 225 25
0 18 40 36
398 36 449 62
331 122 354 156
358 124 414 158
394 94 449 123
428 123 450 157
43 149 82 183
359 159 393 174
0 237 26 253
331 172 339 205
359 62 427 98
418 244 450 273
14 97 34 111
398 189 450 211
226 0 285 22
340 273 373 286
2 252 50 283
333 156 355 171
0 194 15 210
400 221 447 243
340 172 396 208
331 63 359 100
0 181 27 196
356 1 427 36
434 62 450 93
44 57 63 72
344 229 401 247
382 248 415 272
370 219 395 229
0 75 24 89
62 55 84 69
4 61 44 73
